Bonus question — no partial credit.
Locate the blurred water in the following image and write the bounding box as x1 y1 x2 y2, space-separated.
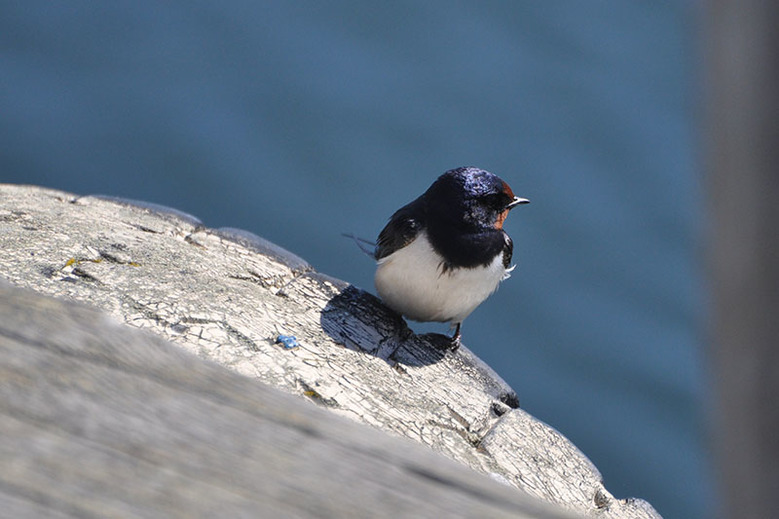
0 2 711 517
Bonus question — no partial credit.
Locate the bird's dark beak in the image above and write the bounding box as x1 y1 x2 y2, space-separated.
507 196 530 210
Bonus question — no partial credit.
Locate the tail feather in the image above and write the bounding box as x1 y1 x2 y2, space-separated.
342 233 376 258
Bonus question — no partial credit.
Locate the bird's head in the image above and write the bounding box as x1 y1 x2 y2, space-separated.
425 167 528 230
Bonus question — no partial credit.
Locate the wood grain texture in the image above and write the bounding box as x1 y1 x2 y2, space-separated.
0 184 660 518
0 283 572 518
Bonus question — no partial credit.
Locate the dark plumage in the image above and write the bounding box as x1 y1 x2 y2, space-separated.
374 167 528 348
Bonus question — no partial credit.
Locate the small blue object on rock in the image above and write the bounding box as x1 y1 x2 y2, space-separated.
275 334 299 349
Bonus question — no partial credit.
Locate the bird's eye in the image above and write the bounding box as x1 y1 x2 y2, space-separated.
483 193 506 209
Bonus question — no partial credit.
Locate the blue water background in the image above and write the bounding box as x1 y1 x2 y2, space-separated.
0 2 712 517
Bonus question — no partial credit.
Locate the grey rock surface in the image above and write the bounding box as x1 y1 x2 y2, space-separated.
0 184 660 518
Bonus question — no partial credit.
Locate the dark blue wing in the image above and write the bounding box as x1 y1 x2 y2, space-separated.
375 199 424 260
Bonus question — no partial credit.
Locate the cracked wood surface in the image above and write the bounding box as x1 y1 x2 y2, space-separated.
0 282 573 519
0 184 660 518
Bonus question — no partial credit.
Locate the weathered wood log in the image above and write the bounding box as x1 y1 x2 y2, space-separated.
0 184 660 518
0 281 571 518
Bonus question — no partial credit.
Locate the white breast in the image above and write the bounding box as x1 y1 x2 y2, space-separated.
374 230 511 324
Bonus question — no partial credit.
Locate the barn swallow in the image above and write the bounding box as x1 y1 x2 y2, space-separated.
375 167 528 349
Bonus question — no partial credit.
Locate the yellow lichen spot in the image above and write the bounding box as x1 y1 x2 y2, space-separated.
64 258 77 267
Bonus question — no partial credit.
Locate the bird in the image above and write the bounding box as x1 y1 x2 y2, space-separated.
374 166 528 349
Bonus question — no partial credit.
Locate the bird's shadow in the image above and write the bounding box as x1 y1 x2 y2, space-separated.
320 284 454 367
318 280 521 409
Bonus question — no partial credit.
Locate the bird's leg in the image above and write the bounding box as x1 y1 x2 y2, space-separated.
449 322 462 351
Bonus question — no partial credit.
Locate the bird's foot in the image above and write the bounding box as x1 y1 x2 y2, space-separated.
419 333 459 352
448 323 462 351
419 323 462 352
